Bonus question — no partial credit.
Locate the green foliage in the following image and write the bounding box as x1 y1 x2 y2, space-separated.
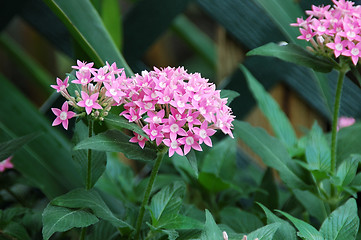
0 133 39 160
74 129 157 161
247 42 337 73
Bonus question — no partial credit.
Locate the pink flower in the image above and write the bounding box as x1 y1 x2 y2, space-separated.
0 156 14 172
178 130 202 155
51 77 69 92
326 35 348 57
142 124 164 146
342 41 361 65
51 101 76 130
72 60 96 74
192 121 216 147
337 116 356 130
77 91 102 115
129 133 148 149
163 135 183 157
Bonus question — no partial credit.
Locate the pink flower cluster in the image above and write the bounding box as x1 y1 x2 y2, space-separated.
292 0 361 65
124 67 234 156
51 61 126 129
51 61 234 157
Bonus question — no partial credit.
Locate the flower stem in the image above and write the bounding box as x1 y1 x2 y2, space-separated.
330 69 346 174
134 148 167 240
86 119 93 190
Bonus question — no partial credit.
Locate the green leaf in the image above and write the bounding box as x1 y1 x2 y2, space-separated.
247 223 281 240
337 123 361 163
234 120 307 189
293 189 328 224
254 168 279 210
319 198 359 240
72 121 107 188
0 133 39 160
258 203 297 240
43 0 133 76
0 75 82 199
74 129 157 161
171 15 216 69
220 207 263 233
101 0 122 50
185 149 198 178
161 215 203 230
200 210 223 240
172 154 198 181
149 182 185 227
42 205 98 240
304 122 331 179
201 137 237 182
51 188 132 230
219 89 240 106
198 172 231 193
86 220 119 240
2 221 31 240
334 154 361 187
240 65 297 149
104 113 148 139
247 43 336 73
278 210 324 240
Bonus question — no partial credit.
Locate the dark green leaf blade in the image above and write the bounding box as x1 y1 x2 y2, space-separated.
247 223 281 240
220 207 263 233
51 188 132 230
42 205 98 240
0 133 40 160
278 210 324 240
319 198 359 240
104 113 148 139
185 149 198 178
74 129 157 161
220 89 240 106
200 210 223 240
247 43 336 73
240 65 297 149
234 120 307 189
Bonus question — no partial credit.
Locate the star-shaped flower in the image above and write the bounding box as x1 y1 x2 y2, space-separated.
51 101 76 130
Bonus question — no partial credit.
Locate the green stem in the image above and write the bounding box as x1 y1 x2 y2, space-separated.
330 69 346 174
86 119 93 190
134 148 167 240
79 228 86 240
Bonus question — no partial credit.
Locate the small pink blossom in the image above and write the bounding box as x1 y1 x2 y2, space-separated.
178 130 202 155
0 156 14 172
337 116 356 130
129 133 148 149
163 135 183 157
77 91 102 115
51 101 76 130
51 77 69 92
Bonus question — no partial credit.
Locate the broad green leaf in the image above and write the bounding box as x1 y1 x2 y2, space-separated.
258 203 297 240
43 0 133 76
86 220 119 240
172 15 216 69
172 154 198 181
101 0 122 50
0 75 82 199
293 189 328 224
0 133 39 160
185 149 198 178
72 121 107 188
104 113 148 139
319 198 359 240
234 120 307 189
334 154 361 187
200 210 223 240
247 43 336 73
74 129 157 161
304 122 331 179
159 214 203 230
42 205 98 240
220 89 240 106
2 221 31 240
240 65 297 149
278 210 324 240
198 172 231 193
201 137 237 182
337 123 361 163
247 223 281 240
254 168 279 210
149 182 185 227
253 0 304 45
51 188 132 230
220 207 263 233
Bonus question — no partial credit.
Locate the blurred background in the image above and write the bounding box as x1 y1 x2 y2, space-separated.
2 0 361 164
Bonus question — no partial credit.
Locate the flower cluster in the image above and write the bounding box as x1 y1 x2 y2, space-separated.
51 61 234 157
51 60 126 129
292 0 361 65
124 67 234 156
